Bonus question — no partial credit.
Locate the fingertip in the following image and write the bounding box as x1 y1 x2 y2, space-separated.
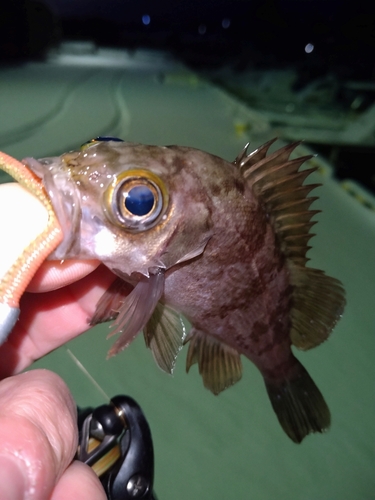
27 260 101 292
0 455 27 500
51 461 107 500
0 369 79 496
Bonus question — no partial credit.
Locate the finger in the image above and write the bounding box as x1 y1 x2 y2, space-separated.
0 370 78 500
27 259 101 293
51 461 107 500
0 265 117 377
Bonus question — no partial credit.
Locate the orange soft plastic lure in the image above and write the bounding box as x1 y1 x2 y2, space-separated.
0 152 63 342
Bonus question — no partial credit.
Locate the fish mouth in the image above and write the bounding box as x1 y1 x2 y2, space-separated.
23 156 82 259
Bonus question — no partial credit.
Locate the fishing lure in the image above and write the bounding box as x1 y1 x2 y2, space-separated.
0 152 62 341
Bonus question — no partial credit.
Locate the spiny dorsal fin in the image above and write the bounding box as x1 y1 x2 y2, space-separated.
238 140 319 266
234 138 277 168
236 140 346 349
144 302 187 374
240 140 303 177
185 329 242 395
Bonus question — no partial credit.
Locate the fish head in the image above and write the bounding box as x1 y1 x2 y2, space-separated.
23 138 215 278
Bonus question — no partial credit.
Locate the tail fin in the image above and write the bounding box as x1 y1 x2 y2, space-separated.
265 363 330 443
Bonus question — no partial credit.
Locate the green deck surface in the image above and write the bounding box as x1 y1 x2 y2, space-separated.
1 51 374 499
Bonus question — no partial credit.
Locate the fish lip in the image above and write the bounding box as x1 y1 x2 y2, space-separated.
23 156 82 259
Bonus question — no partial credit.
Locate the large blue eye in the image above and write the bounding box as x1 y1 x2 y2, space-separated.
125 185 155 216
104 169 169 233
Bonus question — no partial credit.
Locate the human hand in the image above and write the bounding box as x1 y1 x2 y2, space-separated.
0 369 107 500
0 182 119 499
0 181 118 377
0 259 115 378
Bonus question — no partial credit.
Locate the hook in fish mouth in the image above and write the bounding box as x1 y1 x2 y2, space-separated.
23 156 82 259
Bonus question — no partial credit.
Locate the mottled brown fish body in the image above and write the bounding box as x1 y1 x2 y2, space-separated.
162 153 295 382
24 138 345 443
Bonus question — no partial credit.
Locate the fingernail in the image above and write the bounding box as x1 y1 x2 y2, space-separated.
0 455 27 500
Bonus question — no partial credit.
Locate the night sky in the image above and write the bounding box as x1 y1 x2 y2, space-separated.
0 0 374 76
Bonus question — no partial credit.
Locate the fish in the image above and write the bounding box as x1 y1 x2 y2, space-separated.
23 136 345 443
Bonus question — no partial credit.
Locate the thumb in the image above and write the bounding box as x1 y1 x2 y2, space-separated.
0 369 78 499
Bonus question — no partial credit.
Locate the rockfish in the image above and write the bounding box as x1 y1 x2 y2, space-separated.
24 137 345 443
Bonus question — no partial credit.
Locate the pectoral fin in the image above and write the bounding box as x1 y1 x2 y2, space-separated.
144 303 187 374
185 330 242 395
106 270 165 356
90 277 133 325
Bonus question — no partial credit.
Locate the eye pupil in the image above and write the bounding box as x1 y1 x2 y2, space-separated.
125 185 155 216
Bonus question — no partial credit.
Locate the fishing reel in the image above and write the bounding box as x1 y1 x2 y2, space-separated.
77 395 157 499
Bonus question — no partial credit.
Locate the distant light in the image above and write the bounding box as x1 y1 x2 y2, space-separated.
222 18 231 29
142 14 151 26
198 24 207 35
305 43 314 54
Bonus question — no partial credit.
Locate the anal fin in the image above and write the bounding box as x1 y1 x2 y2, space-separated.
185 330 242 395
265 362 330 443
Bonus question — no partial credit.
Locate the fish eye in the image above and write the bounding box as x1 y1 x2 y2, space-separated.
80 137 124 150
125 185 155 216
104 169 168 232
